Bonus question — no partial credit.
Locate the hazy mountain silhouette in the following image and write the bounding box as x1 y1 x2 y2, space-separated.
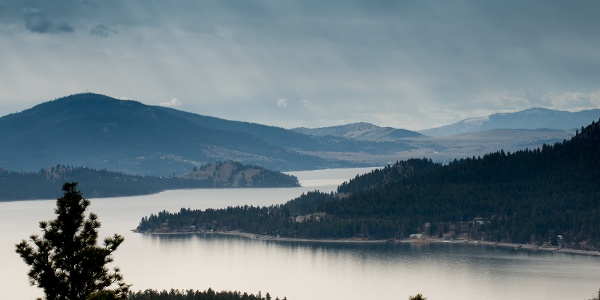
0 93 362 175
156 107 416 152
291 122 422 142
1 94 590 175
420 107 600 137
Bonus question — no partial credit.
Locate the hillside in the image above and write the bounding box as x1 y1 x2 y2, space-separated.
157 107 417 153
137 119 600 250
289 115 578 166
1 94 588 176
0 162 299 201
179 161 299 188
292 122 422 142
420 107 600 136
0 93 359 175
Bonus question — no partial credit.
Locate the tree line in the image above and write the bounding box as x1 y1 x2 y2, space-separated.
137 120 600 250
0 162 299 201
127 289 284 300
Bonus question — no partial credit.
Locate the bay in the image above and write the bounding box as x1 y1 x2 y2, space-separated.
1 167 599 300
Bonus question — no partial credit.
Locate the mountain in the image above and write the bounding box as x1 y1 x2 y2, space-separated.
291 122 423 142
156 106 322 150
420 107 600 137
156 108 417 153
0 93 586 176
402 128 575 164
287 116 577 166
0 93 359 175
137 118 600 250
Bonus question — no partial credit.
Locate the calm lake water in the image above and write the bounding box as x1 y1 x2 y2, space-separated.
2 167 600 300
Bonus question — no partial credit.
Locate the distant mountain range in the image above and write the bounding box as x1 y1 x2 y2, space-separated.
292 122 422 142
288 109 588 165
0 93 425 175
419 107 600 137
0 93 597 176
0 93 370 175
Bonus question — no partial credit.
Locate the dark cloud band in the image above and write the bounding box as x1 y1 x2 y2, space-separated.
23 11 74 34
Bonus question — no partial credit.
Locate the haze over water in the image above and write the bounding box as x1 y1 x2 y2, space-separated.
2 168 599 300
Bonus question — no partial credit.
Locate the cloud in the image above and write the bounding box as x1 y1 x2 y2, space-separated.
90 24 117 38
542 91 600 111
471 90 534 109
1 1 600 130
159 98 183 107
276 99 287 108
23 10 74 34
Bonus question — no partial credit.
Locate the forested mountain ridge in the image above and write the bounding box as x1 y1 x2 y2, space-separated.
1 93 584 175
0 93 358 175
137 119 600 250
0 162 299 201
157 106 417 153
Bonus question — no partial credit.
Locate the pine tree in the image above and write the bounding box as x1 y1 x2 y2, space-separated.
15 182 130 300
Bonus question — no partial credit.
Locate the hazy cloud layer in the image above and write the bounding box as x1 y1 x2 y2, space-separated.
0 0 599 130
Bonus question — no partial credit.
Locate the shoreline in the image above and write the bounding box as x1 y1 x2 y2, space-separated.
427 238 600 256
135 229 600 256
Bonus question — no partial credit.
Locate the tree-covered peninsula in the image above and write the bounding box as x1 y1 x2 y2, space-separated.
0 161 299 201
136 120 600 250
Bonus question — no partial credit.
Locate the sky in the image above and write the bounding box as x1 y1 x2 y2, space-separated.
0 0 599 130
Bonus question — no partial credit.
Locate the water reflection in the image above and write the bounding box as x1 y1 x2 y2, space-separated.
3 166 600 300
141 233 600 300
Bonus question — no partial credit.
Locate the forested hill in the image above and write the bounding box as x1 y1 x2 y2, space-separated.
137 120 600 250
0 93 354 175
180 161 299 188
0 162 299 201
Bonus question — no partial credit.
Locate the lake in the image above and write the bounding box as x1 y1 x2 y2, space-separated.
1 167 600 300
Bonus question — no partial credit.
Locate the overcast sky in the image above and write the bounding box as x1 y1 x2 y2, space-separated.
1 0 599 130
